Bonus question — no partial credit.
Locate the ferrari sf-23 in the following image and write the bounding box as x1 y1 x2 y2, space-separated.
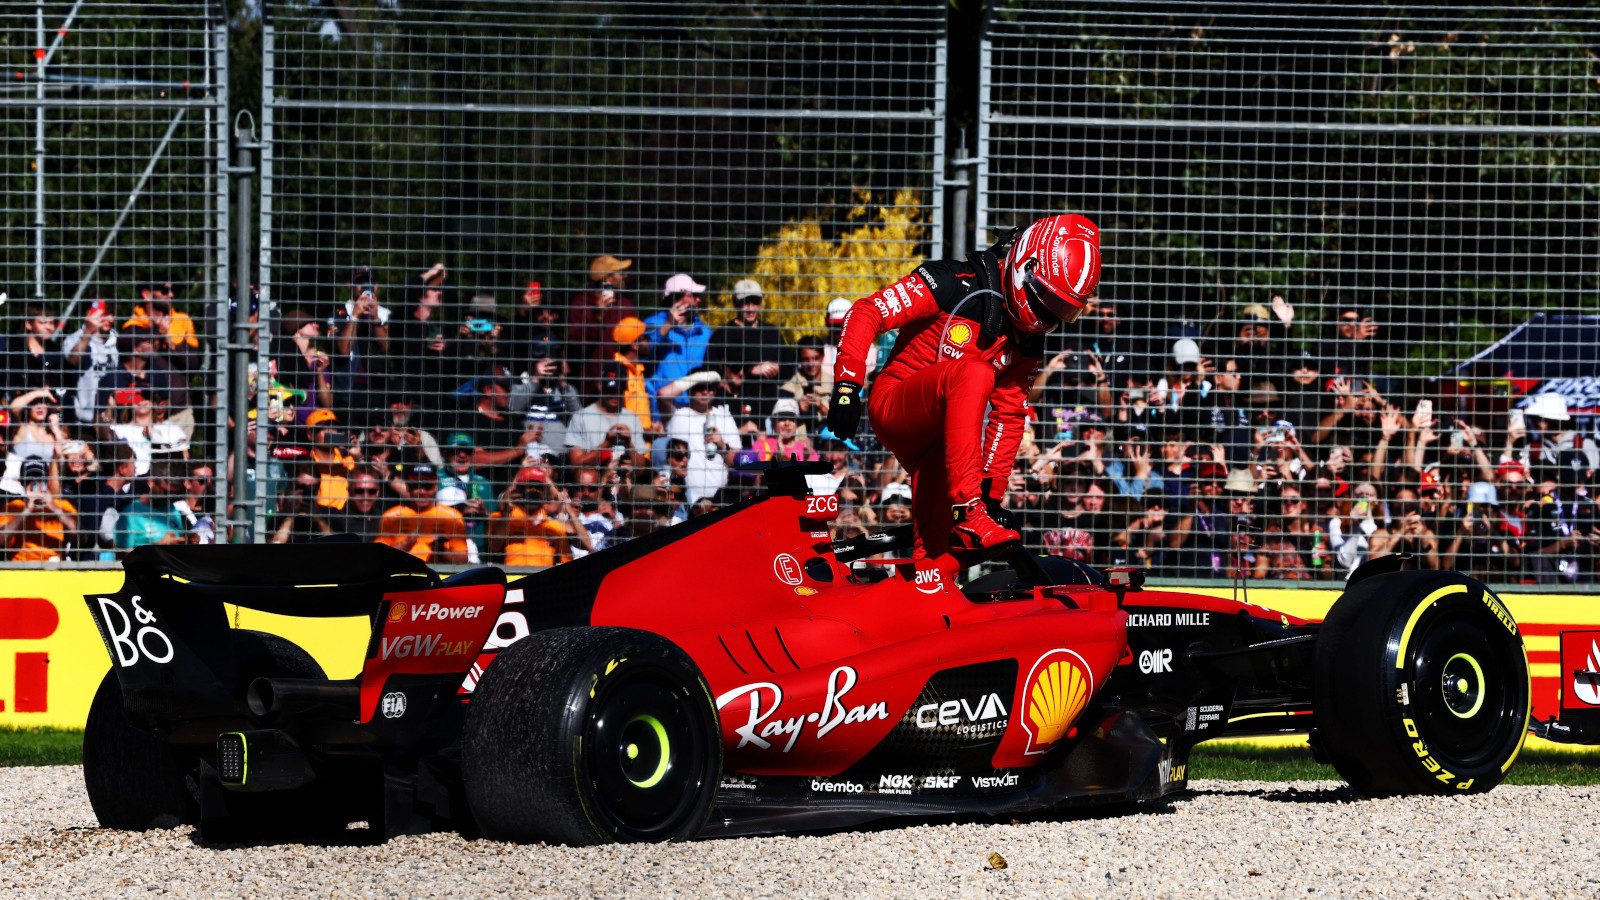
82 461 1533 844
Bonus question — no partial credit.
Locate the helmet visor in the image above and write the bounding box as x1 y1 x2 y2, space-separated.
1022 266 1085 326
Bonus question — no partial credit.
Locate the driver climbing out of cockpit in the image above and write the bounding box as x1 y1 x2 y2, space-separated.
826 214 1102 583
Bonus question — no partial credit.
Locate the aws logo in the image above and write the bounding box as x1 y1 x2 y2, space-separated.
946 322 973 347
1020 648 1094 755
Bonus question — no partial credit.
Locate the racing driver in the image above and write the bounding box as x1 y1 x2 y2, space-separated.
826 214 1101 578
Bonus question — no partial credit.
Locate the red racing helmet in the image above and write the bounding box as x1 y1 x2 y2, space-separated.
1002 214 1101 334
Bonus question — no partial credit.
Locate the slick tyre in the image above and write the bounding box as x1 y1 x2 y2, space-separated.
1312 570 1529 795
462 627 722 845
83 669 199 830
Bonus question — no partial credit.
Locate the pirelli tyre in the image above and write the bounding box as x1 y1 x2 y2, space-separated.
1312 570 1529 795
84 630 324 830
462 627 722 845
83 668 200 830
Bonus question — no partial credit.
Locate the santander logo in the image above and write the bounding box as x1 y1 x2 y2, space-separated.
1575 640 1600 706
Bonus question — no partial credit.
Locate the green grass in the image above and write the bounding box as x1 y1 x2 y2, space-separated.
1191 744 1600 786
3 727 1597 786
0 727 82 767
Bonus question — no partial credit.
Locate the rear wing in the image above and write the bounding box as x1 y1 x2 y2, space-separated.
84 544 501 740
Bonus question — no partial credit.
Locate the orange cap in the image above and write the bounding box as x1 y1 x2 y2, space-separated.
613 316 647 345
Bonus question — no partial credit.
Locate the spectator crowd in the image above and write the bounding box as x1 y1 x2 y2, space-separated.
3 259 1597 586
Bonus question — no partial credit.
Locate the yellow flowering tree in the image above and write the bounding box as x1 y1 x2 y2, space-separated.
704 189 929 345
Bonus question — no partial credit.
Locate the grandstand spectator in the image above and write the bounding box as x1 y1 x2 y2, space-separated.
644 274 714 413
440 432 498 551
1320 304 1381 384
1105 428 1162 498
666 375 740 503
329 265 392 414
566 363 649 469
1111 489 1169 569
445 372 531 481
124 293 201 375
505 278 565 372
174 462 217 544
105 388 188 477
460 294 516 377
304 408 356 511
329 469 387 542
62 441 130 560
7 389 68 469
571 467 623 555
1068 297 1154 388
273 308 336 412
267 467 330 544
376 464 467 564
1167 461 1230 577
570 255 638 374
61 301 118 425
118 303 198 435
751 398 817 461
98 324 182 421
879 481 913 525
115 461 186 550
707 279 785 416
780 336 831 434
604 317 654 432
0 458 76 561
10 301 64 400
490 479 591 567
1519 393 1599 478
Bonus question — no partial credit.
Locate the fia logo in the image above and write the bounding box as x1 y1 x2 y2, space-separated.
380 691 407 719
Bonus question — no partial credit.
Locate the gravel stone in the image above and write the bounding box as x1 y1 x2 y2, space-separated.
5 766 1597 897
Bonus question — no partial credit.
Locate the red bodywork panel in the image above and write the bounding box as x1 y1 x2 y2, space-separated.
361 583 503 723
542 493 1291 777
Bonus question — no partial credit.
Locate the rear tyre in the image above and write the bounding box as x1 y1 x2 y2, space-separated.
83 670 199 830
1312 570 1529 795
462 627 722 845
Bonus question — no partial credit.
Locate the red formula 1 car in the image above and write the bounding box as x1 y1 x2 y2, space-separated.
82 461 1532 845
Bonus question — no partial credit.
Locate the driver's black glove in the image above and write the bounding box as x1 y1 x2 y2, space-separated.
827 381 864 439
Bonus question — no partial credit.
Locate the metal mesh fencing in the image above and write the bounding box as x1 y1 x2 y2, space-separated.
258 0 945 565
0 2 228 564
983 2 1600 586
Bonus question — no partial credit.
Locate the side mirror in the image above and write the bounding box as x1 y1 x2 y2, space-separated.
1105 567 1145 591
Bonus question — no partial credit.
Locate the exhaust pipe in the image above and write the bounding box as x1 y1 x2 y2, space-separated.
247 677 359 721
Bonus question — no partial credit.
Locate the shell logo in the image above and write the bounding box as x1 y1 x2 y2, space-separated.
387 603 407 623
1020 648 1095 755
947 322 973 346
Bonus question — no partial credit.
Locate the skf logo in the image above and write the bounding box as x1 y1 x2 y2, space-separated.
947 322 973 347
772 553 802 586
0 597 56 713
387 603 406 623
1020 648 1095 755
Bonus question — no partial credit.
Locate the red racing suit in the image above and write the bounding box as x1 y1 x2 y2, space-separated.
834 245 1044 562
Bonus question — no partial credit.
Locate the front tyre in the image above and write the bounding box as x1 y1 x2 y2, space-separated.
1313 570 1529 795
461 627 722 845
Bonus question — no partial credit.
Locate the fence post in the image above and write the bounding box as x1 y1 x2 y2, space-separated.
228 112 261 542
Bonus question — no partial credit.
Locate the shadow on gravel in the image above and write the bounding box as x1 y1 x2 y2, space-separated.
184 822 388 850
1193 785 1364 805
709 797 1183 844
